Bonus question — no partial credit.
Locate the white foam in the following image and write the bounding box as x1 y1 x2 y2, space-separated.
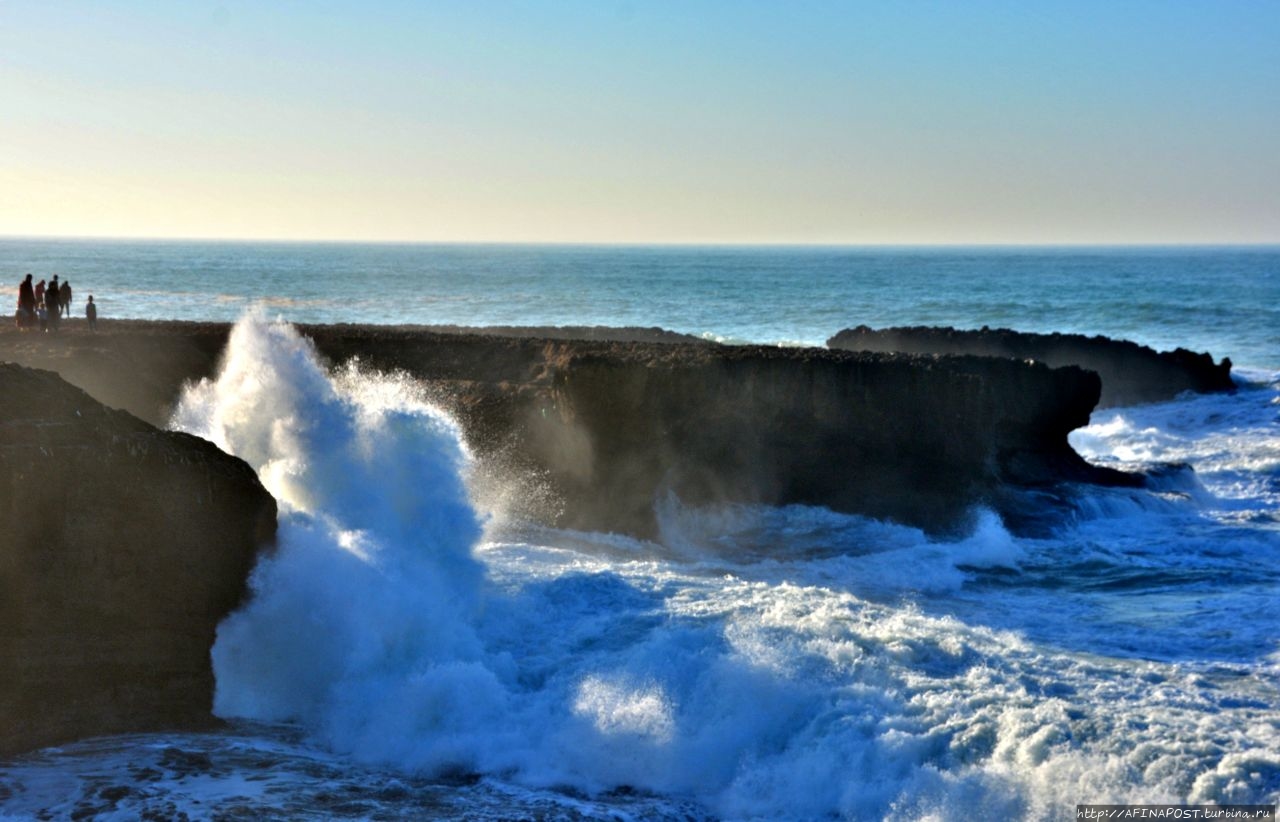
174 312 493 773
150 312 1280 819
1072 377 1280 510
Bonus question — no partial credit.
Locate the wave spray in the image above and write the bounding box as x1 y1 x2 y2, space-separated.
172 313 505 771
167 313 1280 819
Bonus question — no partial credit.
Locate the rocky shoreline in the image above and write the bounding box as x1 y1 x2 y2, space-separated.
0 317 1162 537
0 317 1236 757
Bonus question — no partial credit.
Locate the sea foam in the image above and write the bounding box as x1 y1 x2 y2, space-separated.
173 313 497 770
161 313 1280 819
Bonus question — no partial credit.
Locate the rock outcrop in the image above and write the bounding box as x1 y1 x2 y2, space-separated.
508 345 1139 536
0 363 276 757
0 321 1140 541
262 325 1131 532
828 325 1234 408
420 324 712 344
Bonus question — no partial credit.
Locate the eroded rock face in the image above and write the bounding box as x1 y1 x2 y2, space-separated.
0 363 275 757
828 325 1235 408
288 328 1139 536
0 321 1138 542
502 345 1138 536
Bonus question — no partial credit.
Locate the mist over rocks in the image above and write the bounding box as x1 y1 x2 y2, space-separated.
0 320 1140 541
518 345 1141 536
276 324 1142 535
0 363 276 757
0 320 230 426
827 325 1235 408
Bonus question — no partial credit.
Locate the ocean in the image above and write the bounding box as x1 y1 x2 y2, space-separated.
1 240 1277 820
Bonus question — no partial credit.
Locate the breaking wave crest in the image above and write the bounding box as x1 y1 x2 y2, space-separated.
158 313 1280 819
173 313 494 769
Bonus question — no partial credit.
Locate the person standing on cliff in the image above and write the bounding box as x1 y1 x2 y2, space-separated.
34 278 45 306
45 276 61 331
85 295 97 331
59 280 72 317
17 274 35 329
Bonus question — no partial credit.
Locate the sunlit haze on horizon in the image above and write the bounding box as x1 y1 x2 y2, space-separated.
1 1 1277 245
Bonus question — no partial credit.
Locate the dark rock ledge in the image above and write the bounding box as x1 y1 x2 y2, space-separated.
828 325 1234 408
1 321 1142 541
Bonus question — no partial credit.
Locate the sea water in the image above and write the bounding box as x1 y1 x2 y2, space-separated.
0 241 1277 820
2 240 1277 367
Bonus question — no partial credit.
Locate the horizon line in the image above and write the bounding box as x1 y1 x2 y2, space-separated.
2 233 1279 250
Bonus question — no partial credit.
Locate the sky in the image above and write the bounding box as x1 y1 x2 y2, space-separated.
1 1 1278 245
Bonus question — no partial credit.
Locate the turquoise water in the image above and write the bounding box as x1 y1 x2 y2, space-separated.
3 240 1277 368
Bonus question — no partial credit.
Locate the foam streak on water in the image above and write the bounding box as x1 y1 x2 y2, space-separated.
3 315 1279 820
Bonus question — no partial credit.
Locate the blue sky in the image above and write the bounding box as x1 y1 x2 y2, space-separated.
1 1 1277 243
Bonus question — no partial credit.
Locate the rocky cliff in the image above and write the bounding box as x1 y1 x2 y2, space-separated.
0 363 276 757
828 325 1235 408
519 345 1140 536
419 324 711 344
1 321 1139 540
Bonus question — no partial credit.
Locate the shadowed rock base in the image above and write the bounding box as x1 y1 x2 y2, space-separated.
0 363 276 758
2 320 1139 541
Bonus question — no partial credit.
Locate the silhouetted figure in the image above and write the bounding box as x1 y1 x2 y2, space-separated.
34 278 45 306
85 295 97 331
18 274 35 310
17 274 35 329
36 304 48 333
45 277 61 331
59 281 72 317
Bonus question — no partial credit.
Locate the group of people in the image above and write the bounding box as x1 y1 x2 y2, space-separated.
16 274 97 332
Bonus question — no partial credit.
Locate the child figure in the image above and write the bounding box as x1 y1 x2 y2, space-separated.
85 295 97 331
